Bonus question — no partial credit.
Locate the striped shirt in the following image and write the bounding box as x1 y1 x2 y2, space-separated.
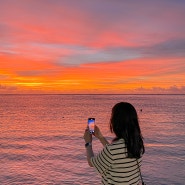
91 139 141 185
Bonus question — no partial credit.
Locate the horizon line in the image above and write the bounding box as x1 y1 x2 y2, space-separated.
0 93 185 95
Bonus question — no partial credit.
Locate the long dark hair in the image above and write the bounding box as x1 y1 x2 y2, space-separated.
110 102 145 158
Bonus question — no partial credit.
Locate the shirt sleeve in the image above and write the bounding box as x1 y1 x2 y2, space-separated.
91 144 113 175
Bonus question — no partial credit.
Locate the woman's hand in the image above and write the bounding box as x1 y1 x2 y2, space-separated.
83 128 92 143
93 125 104 139
94 125 109 146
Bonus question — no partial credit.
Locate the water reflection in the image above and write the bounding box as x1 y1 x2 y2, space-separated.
0 94 185 184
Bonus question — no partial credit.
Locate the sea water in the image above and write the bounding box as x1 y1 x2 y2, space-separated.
0 94 185 185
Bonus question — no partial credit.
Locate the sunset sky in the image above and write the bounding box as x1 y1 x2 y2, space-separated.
0 0 185 94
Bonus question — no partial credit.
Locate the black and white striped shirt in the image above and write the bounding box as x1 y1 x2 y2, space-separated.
91 139 141 185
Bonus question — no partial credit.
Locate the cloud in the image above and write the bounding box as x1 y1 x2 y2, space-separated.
56 46 141 66
0 0 185 94
0 74 9 80
132 85 185 94
0 84 17 90
168 85 185 93
55 38 185 66
142 39 185 58
16 70 47 77
0 84 6 89
1 0 185 47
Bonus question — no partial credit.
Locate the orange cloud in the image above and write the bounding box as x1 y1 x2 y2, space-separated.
1 50 185 94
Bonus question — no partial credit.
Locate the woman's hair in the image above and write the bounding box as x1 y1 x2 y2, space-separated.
110 102 145 158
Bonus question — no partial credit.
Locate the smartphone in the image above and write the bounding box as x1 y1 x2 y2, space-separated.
88 118 95 134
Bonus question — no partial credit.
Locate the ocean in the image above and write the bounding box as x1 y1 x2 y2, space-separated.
0 94 184 185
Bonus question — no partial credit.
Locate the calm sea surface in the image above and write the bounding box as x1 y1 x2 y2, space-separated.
0 94 185 185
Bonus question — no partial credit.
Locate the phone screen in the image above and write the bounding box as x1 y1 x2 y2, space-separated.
88 118 95 134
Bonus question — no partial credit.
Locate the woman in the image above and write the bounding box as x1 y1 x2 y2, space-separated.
83 102 145 185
